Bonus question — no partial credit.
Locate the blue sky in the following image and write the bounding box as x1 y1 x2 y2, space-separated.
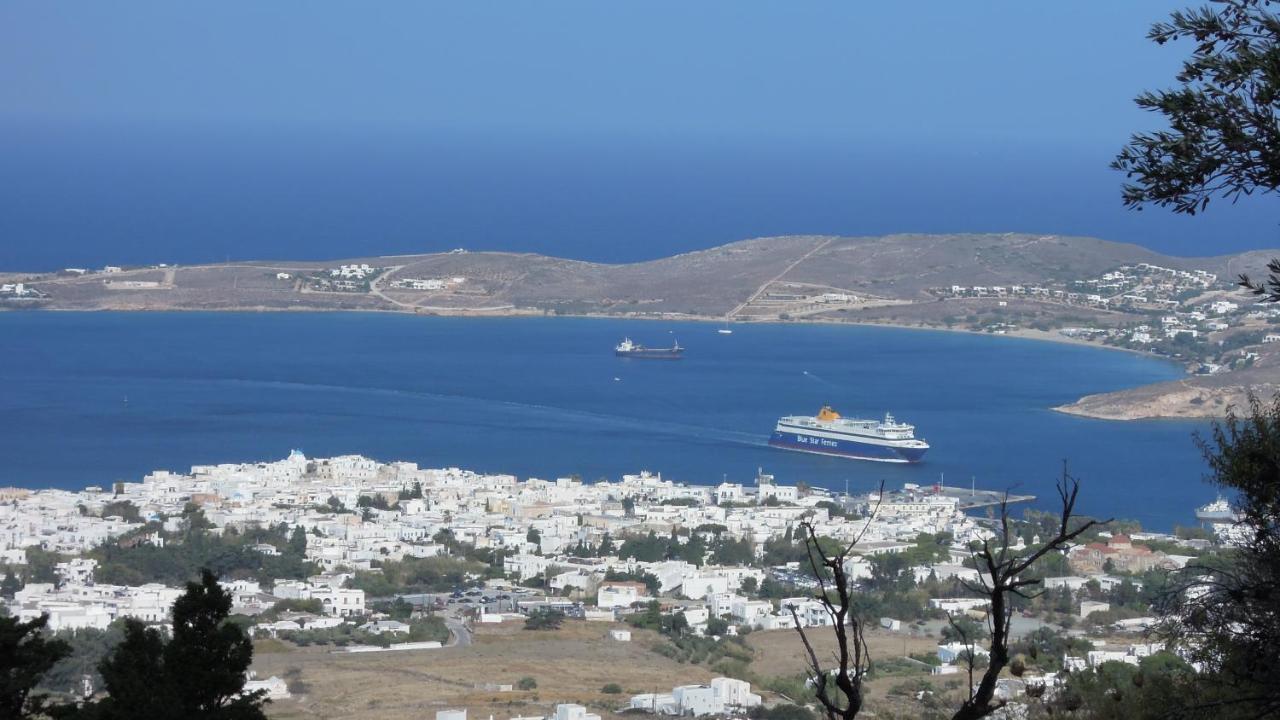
1 2 1183 141
1 1 1275 267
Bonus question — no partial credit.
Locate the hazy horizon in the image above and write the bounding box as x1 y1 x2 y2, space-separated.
3 1 1277 270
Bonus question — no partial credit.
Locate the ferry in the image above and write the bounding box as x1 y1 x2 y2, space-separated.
615 337 684 359
769 406 929 463
1195 496 1238 523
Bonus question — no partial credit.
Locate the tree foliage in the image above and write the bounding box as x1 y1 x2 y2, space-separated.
1113 0 1280 299
0 614 70 719
1154 394 1280 718
524 608 565 631
83 569 267 720
348 555 486 596
1114 0 1280 216
89 521 315 586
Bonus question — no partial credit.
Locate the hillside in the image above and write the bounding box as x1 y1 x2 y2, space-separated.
1056 361 1280 421
3 233 1258 314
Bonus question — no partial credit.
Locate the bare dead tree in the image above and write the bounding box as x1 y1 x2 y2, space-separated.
949 465 1108 720
786 483 883 720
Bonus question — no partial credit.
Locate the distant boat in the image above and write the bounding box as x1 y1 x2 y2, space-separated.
615 337 684 360
718 327 733 335
1195 496 1237 523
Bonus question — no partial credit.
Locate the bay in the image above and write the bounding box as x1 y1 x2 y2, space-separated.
0 312 1209 529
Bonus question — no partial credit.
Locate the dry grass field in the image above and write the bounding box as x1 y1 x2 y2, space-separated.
745 624 939 679
252 620 955 720
254 621 715 720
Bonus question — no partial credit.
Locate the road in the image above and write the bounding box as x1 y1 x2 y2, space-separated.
367 265 411 308
727 236 832 318
444 616 472 647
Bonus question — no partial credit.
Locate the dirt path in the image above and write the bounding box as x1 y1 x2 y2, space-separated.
728 237 832 318
367 266 410 308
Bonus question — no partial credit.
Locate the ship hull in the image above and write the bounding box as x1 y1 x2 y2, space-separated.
769 430 927 463
615 350 683 359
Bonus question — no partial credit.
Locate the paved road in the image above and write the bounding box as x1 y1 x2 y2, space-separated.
444 616 472 647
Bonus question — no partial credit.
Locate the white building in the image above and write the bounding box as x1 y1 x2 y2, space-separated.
555 704 601 720
938 642 991 664
631 677 761 716
597 582 646 609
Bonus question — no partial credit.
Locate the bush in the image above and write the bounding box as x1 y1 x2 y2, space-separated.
259 598 324 620
524 608 566 631
282 667 311 696
601 683 623 694
887 677 935 697
348 555 487 595
518 676 537 690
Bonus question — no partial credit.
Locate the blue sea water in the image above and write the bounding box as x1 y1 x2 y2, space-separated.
0 312 1213 530
2 129 1278 271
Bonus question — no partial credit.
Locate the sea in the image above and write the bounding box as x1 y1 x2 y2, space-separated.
0 311 1215 530
3 129 1279 271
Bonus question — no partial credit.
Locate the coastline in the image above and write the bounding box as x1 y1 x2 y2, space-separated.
15 300 1169 359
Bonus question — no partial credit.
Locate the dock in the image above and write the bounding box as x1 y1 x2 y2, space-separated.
937 487 1036 512
838 484 1036 514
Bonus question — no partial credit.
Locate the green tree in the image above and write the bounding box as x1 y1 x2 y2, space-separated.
1052 657 1191 720
1156 395 1280 718
679 534 707 566
287 526 308 556
21 548 64 585
517 677 537 691
100 501 142 524
0 614 70 719
38 622 128 698
524 609 565 631
87 570 267 720
710 537 753 566
596 533 617 556
604 569 659 596
705 617 730 637
940 616 989 644
1114 0 1280 300
1 570 20 599
93 619 174 720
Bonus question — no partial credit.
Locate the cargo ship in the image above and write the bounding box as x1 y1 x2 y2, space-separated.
615 337 684 359
769 406 929 463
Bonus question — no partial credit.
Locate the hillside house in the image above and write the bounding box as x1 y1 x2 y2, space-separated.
1069 535 1175 575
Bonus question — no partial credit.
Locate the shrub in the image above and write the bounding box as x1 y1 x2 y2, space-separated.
601 683 623 694
524 608 566 631
518 676 537 690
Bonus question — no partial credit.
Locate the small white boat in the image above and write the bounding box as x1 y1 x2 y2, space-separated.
717 326 733 335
